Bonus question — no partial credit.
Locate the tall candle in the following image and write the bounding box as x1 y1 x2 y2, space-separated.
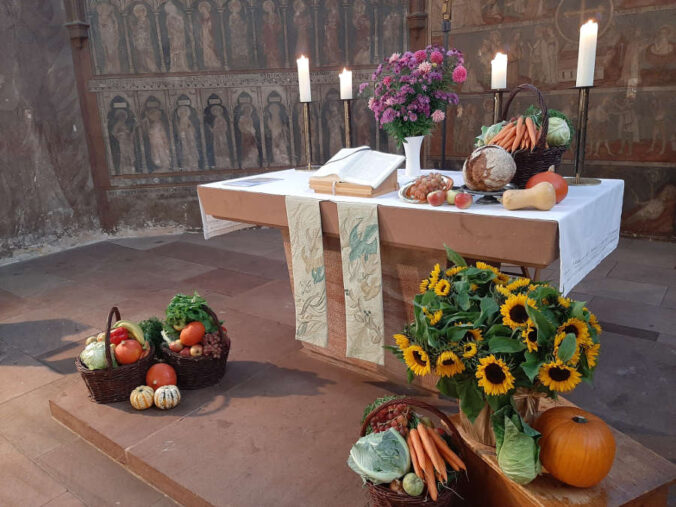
339 68 353 100
576 20 598 87
297 55 311 102
491 52 508 90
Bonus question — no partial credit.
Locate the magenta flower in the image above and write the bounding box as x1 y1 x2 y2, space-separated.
388 52 401 63
418 61 432 74
414 49 427 63
430 51 443 65
381 108 396 124
452 65 467 83
367 97 375 110
358 82 369 94
383 76 393 87
432 110 446 122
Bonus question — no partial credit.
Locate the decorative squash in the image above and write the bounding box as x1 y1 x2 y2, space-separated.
534 407 615 488
502 182 556 211
154 384 181 410
130 385 154 411
526 168 568 203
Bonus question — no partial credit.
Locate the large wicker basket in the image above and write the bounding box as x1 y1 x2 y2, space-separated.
360 398 464 507
501 83 568 188
159 305 231 390
75 307 155 404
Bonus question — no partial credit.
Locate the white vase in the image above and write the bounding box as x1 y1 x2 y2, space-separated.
403 135 424 178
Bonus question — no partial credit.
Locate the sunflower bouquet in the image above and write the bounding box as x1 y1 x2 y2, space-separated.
388 246 602 484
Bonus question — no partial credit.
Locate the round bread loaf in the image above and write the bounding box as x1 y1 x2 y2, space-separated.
462 145 516 191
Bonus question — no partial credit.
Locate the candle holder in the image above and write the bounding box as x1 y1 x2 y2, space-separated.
343 100 352 148
565 86 601 186
301 102 313 171
492 89 506 124
440 15 451 170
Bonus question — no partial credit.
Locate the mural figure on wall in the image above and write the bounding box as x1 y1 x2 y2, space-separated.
163 1 191 72
227 0 252 68
352 0 372 65
263 92 291 166
323 2 343 65
589 96 614 157
617 97 639 156
647 97 666 155
234 93 262 168
619 27 646 87
382 6 404 59
507 32 524 85
141 96 171 170
173 97 202 168
321 89 344 158
453 0 483 28
352 99 375 148
96 3 122 74
197 2 221 69
130 4 159 73
292 0 313 58
204 95 234 168
543 27 559 85
482 0 503 24
107 97 139 174
646 26 674 64
261 0 284 68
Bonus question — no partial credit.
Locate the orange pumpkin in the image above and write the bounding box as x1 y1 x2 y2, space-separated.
534 407 615 488
526 169 568 203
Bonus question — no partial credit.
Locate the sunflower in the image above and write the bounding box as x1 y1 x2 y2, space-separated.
538 361 581 392
419 279 429 294
423 307 443 325
554 331 580 365
403 345 432 376
393 333 410 350
436 350 466 377
584 343 600 368
506 278 531 292
589 313 602 335
476 355 515 396
495 272 510 285
495 285 512 298
434 279 451 297
470 283 479 291
521 326 538 352
557 318 591 347
463 328 484 342
462 342 478 358
428 263 441 289
500 294 536 329
476 261 501 278
557 296 571 308
445 266 466 277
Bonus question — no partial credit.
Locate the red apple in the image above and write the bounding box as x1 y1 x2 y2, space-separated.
427 190 446 207
446 189 459 205
169 340 183 352
455 193 473 209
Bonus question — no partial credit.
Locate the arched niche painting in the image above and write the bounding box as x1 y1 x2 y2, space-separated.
379 1 405 59
321 89 345 159
288 0 314 60
204 94 235 168
194 1 224 70
292 101 321 165
263 91 291 167
233 93 263 168
256 0 285 69
352 99 376 149
318 1 344 66
349 0 374 66
224 0 254 69
141 96 172 171
127 2 162 73
172 95 204 169
90 2 129 74
159 0 193 72
107 96 141 174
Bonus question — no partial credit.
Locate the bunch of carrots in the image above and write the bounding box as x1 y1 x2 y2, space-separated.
407 422 466 501
489 115 547 153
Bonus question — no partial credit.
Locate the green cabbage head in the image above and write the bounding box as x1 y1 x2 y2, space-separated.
546 117 571 147
347 428 411 485
80 342 117 370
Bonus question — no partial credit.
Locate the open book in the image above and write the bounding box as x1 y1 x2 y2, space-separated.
309 147 405 197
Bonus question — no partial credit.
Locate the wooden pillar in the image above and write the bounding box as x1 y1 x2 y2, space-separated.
63 0 115 231
407 0 427 51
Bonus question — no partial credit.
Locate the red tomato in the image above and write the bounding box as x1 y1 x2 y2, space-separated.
109 327 128 346
180 321 205 346
146 363 177 388
114 340 143 365
526 171 568 203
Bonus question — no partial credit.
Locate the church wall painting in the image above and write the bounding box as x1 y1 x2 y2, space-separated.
171 93 204 169
106 94 142 174
233 91 263 169
202 92 235 168
263 90 292 167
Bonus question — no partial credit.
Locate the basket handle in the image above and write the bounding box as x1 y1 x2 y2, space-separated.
201 304 226 344
500 83 549 151
103 306 121 372
360 397 462 445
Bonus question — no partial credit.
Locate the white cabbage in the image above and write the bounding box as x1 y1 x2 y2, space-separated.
347 428 411 485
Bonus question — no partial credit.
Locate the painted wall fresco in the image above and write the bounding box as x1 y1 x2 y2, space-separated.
0 0 99 257
427 0 676 240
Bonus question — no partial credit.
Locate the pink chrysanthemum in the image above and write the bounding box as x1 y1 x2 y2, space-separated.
367 97 375 110
432 110 446 123
414 50 427 63
418 61 432 74
389 52 401 63
383 76 393 87
452 65 467 83
430 51 444 65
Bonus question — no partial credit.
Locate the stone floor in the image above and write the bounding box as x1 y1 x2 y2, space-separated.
0 228 674 505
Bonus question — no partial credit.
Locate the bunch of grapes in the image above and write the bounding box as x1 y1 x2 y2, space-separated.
202 332 223 358
408 173 448 201
369 403 411 437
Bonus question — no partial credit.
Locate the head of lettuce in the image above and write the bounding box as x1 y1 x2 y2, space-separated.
347 428 411 485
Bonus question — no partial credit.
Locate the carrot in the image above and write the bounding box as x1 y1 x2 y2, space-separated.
429 428 466 471
498 129 516 150
422 457 438 501
520 132 528 150
525 116 537 147
409 429 428 473
511 116 525 152
417 424 447 482
490 123 514 144
407 434 423 479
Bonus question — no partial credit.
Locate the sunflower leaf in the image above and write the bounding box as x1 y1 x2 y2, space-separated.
489 336 527 353
445 326 471 342
526 305 556 340
436 377 459 398
407 368 415 384
476 297 499 326
444 244 467 267
485 324 512 338
457 377 485 423
556 333 577 363
520 352 544 382
457 291 471 311
570 301 586 319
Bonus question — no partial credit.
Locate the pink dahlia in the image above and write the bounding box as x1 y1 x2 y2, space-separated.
452 65 467 83
414 49 427 63
388 52 401 63
417 61 432 74
367 97 375 110
430 51 443 65
383 76 393 87
431 109 446 123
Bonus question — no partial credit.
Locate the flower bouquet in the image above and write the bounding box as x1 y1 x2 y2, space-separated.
358 45 466 177
388 246 602 484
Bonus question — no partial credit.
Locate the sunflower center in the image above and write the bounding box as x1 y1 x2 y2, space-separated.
441 357 456 366
563 324 578 337
509 304 529 324
464 344 473 352
548 366 571 381
527 329 537 342
485 363 506 384
412 351 426 367
464 331 473 340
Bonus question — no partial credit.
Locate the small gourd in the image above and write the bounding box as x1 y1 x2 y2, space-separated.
130 385 154 410
154 384 181 410
502 182 556 211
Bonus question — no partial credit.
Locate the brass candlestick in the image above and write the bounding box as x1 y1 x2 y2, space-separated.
492 89 505 124
302 101 313 171
566 86 601 185
343 100 352 148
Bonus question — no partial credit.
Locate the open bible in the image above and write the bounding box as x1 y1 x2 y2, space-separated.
308 147 405 197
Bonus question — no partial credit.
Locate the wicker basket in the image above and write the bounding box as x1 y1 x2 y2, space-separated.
501 83 567 188
75 307 155 404
360 398 463 507
159 305 231 390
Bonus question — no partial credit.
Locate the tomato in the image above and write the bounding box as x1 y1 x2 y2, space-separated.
114 340 143 365
180 321 205 346
109 327 129 346
146 363 177 388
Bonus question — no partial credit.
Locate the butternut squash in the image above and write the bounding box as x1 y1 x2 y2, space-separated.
502 182 556 211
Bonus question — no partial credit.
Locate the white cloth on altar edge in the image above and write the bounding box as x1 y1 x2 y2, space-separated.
198 191 250 240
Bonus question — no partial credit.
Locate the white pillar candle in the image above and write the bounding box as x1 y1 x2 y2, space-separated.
576 20 598 87
297 55 311 102
491 52 508 90
339 68 353 100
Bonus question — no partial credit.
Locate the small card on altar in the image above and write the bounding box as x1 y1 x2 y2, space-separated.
222 177 283 187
